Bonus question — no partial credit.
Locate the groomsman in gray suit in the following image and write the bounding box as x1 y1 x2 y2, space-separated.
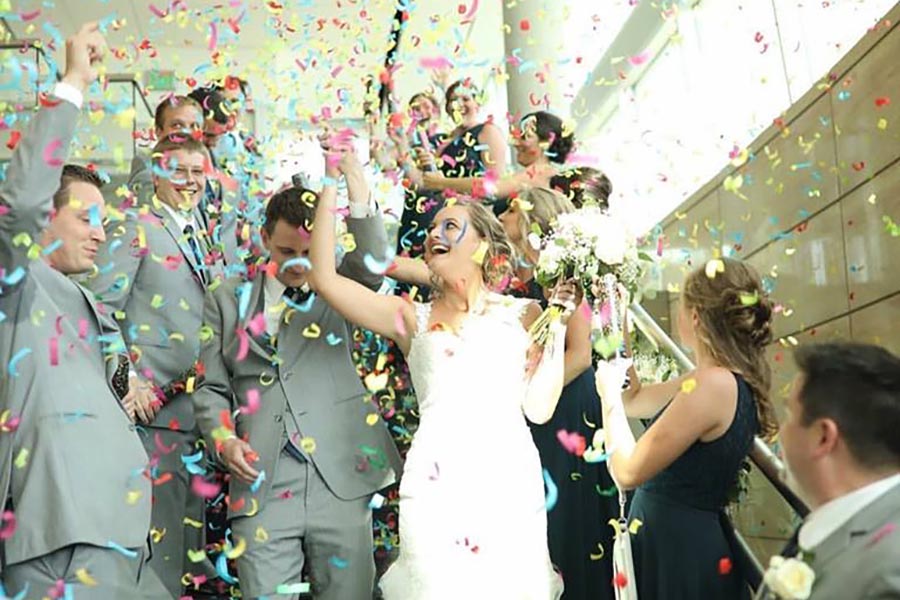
192 148 401 599
127 92 243 272
0 23 158 597
759 342 900 599
81 134 225 595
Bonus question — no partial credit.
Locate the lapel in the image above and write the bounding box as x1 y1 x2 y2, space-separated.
810 482 900 572
236 274 276 363
68 276 118 390
274 292 327 373
149 199 205 280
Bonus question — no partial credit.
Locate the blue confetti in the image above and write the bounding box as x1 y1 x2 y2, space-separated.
215 552 238 584
106 541 139 558
250 470 266 493
329 556 348 569
543 469 558 512
8 348 32 377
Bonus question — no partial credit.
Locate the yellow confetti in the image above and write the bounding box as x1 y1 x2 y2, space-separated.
785 247 796 256
877 118 888 130
187 549 207 563
339 233 357 253
125 490 142 505
681 378 697 394
867 193 877 205
13 448 28 469
629 518 644 534
364 372 388 391
255 526 269 543
246 498 260 517
471 240 488 266
365 413 380 426
226 536 247 559
183 518 203 529
704 259 725 279
739 291 759 306
186 376 195 394
300 437 317 454
150 528 166 543
302 324 321 338
75 568 97 586
150 294 164 308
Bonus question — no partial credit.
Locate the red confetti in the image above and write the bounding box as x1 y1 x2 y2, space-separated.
614 572 628 588
718 557 733 575
5 131 21 151
519 19 531 31
875 97 890 108
38 93 63 108
851 161 866 171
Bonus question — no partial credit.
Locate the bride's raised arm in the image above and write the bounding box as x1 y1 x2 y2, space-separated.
309 149 418 355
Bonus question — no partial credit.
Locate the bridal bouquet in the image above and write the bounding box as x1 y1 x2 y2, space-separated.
530 205 647 349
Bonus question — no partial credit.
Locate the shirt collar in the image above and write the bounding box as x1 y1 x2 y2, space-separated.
799 473 900 551
264 273 287 304
158 201 197 233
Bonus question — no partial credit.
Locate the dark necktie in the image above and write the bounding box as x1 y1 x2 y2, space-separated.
183 224 208 285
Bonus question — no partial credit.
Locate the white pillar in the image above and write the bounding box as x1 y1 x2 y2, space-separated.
502 0 571 120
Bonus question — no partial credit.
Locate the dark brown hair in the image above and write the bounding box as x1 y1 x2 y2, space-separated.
521 111 575 164
264 186 318 236
550 166 612 209
53 164 104 209
794 342 900 470
444 78 482 115
682 257 777 440
151 134 211 169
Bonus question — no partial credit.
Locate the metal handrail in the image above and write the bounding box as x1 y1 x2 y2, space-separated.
628 302 809 516
106 72 155 121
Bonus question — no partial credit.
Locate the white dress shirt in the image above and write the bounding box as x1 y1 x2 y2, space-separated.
799 473 900 551
263 274 288 337
158 202 199 234
53 81 84 109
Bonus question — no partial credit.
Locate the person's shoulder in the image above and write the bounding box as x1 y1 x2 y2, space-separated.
680 366 737 405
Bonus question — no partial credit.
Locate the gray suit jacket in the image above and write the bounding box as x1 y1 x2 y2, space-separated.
81 195 225 431
0 98 151 566
192 215 402 517
806 482 900 599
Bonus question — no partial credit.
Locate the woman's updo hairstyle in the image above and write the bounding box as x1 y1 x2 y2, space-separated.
550 166 612 210
682 257 777 440
522 111 575 164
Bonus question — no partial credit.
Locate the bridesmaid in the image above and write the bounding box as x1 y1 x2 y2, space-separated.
499 187 618 600
594 257 778 599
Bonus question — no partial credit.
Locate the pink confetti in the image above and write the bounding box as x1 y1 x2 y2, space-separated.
866 523 897 548
49 337 59 366
208 21 218 51
42 139 64 167
460 0 480 24
419 57 453 70
77 318 88 339
148 3 168 18
241 389 260 415
247 312 266 337
191 475 221 499
628 51 650 66
20 10 41 21
394 307 407 337
556 429 586 456
0 511 16 540
236 329 249 361
154 432 179 454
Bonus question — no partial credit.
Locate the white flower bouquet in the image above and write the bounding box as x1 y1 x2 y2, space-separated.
530 206 648 351
763 555 815 599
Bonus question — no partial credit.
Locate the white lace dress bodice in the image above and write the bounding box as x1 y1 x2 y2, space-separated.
378 294 563 599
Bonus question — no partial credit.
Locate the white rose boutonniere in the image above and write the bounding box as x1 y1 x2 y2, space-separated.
763 555 815 600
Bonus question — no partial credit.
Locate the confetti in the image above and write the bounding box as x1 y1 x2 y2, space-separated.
681 378 697 394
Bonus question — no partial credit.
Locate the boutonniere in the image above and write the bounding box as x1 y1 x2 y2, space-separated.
763 553 815 599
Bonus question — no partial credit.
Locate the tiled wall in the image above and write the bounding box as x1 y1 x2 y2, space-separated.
646 5 900 561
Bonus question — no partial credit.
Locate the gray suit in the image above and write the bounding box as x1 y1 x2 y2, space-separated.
80 183 229 594
757 482 900 599
0 95 154 596
805 482 900 599
193 214 401 599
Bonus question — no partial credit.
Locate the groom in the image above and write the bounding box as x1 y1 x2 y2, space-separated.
191 152 402 599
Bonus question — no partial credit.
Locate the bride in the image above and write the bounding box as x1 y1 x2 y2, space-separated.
309 146 573 599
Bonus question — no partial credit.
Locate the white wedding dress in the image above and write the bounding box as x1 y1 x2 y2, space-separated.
379 294 563 599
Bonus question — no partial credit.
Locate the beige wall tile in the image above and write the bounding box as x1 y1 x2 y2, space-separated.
766 318 852 422
831 24 900 191
658 192 722 295
842 160 900 307
850 293 900 356
721 96 840 257
730 465 802 546
747 203 849 339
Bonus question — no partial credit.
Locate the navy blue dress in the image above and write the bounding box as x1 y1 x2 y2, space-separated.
510 278 617 600
628 373 757 599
